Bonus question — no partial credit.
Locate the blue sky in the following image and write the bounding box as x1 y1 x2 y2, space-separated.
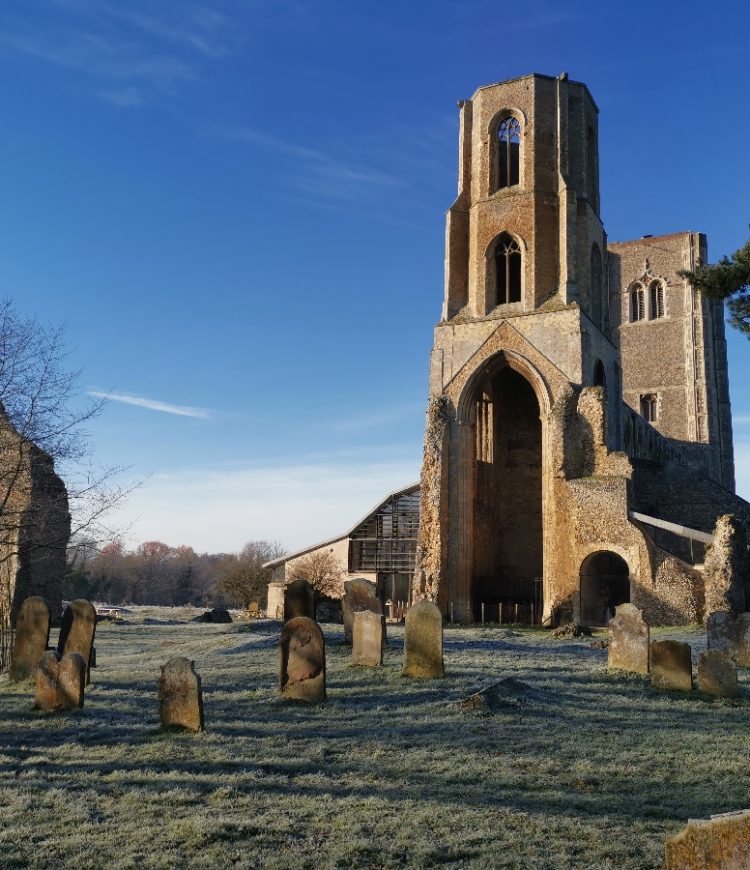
1 0 749 552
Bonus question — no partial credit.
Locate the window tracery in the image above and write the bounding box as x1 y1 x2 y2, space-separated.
494 233 522 305
496 115 521 190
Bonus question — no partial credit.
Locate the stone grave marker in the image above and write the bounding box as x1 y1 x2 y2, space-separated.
35 650 86 711
342 577 382 644
707 611 750 668
607 603 649 674
57 599 97 684
352 609 384 666
650 640 692 691
158 657 204 732
402 600 444 678
665 809 750 869
697 649 739 698
283 578 315 622
9 596 51 682
280 617 326 703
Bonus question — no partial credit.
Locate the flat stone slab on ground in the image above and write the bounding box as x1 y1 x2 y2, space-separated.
402 600 444 678
35 650 86 712
651 640 692 692
697 650 738 698
280 617 326 703
608 603 649 674
707 611 750 668
158 657 204 732
665 809 750 869
352 609 384 666
9 596 51 682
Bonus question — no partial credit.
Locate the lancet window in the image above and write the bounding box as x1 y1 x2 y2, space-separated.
496 115 521 189
495 234 522 305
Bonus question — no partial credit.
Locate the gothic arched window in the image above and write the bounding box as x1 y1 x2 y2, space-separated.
494 233 522 305
590 244 603 328
630 283 645 322
496 116 521 190
593 360 606 389
649 280 665 319
640 393 658 422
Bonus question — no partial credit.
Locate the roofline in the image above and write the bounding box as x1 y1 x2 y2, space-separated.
262 481 421 569
469 72 598 113
608 231 703 247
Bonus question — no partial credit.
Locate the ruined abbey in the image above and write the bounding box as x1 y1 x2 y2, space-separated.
412 72 749 626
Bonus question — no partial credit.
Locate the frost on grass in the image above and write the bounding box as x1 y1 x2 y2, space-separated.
0 612 748 869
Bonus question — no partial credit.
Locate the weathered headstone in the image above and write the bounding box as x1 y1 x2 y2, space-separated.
283 578 315 622
342 577 381 644
402 600 444 678
158 657 204 732
707 611 750 668
35 650 86 711
608 603 649 674
352 609 384 666
57 599 97 684
650 640 693 691
697 649 739 698
280 617 326 703
9 596 51 682
665 809 750 869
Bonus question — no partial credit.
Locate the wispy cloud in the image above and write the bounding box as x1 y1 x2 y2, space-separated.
88 390 213 419
218 125 406 203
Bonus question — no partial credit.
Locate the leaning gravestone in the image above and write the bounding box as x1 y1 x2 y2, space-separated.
57 599 97 684
9 596 51 682
352 609 384 667
158 657 204 732
35 650 86 712
342 578 381 644
650 640 693 691
283 578 315 622
280 617 326 703
608 603 649 674
697 649 739 698
707 611 750 668
402 600 444 678
665 809 750 869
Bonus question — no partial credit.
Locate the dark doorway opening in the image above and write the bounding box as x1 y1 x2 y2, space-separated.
579 551 630 625
471 366 543 622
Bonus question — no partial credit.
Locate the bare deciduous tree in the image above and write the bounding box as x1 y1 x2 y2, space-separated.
213 540 287 608
287 550 344 598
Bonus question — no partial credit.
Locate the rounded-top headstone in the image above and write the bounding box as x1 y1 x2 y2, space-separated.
58 599 97 683
283 579 315 622
697 649 738 698
9 596 51 682
402 600 444 678
342 577 380 644
158 657 204 732
608 603 649 674
279 616 326 703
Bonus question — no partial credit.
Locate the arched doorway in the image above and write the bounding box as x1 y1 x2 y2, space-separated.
579 551 630 625
471 366 543 622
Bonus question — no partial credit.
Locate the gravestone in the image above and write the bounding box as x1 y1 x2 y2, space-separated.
707 611 750 668
279 617 326 703
57 599 97 684
284 579 315 622
650 640 693 691
158 657 204 732
607 603 649 674
666 809 750 869
342 578 381 644
9 596 51 682
35 650 86 711
697 649 739 698
402 600 444 678
352 609 384 666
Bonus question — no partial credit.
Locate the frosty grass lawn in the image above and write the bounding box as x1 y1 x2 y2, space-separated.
1 609 749 869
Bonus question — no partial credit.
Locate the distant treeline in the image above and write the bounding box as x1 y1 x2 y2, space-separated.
64 539 286 609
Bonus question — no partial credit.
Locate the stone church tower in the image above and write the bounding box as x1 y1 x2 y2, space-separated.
414 73 748 625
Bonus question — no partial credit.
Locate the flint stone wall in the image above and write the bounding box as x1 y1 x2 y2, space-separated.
706 612 750 668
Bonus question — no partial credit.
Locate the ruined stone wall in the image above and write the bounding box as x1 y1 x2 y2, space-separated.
703 515 749 617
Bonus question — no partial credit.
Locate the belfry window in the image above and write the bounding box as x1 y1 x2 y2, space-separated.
640 393 658 422
630 284 645 322
496 116 521 189
649 281 665 319
495 234 522 305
